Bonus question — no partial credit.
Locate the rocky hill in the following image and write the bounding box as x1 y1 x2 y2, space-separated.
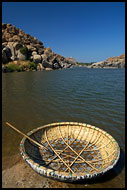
2 23 77 72
87 54 125 68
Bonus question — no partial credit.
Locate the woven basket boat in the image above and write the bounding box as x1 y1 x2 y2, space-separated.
20 122 120 182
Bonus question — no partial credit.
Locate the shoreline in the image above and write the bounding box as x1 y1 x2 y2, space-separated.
2 65 125 73
2 153 75 188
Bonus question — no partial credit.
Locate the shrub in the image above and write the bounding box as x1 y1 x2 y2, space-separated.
4 60 37 72
7 63 22 72
29 62 37 70
19 46 28 55
20 61 37 71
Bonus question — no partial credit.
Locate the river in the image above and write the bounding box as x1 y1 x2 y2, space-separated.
2 67 125 188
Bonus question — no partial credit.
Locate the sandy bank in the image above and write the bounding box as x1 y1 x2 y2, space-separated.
2 154 76 188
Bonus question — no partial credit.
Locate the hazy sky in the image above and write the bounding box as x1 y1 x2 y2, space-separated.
2 2 125 62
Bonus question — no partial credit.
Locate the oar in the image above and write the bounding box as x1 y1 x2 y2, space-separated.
5 122 54 155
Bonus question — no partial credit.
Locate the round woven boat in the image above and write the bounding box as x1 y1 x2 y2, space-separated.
20 122 120 182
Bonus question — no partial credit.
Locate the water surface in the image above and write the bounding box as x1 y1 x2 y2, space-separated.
2 67 125 188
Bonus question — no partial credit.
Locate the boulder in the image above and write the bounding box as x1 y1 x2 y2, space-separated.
13 42 23 50
37 63 45 71
64 57 77 65
7 42 16 60
37 48 44 55
2 50 8 64
3 33 11 42
2 23 78 70
42 60 53 68
3 47 12 60
106 62 113 67
45 68 53 71
120 63 125 68
45 47 52 53
33 54 42 64
26 45 37 52
17 50 27 60
2 65 9 72
41 54 48 61
53 62 61 69
7 23 12 27
2 42 8 47
2 23 7 29
8 38 13 42
32 51 37 56
63 62 72 69
44 47 53 58
12 35 21 42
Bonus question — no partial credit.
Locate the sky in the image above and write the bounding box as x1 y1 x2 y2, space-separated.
2 2 125 62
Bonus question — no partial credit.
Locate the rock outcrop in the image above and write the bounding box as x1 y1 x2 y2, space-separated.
2 23 77 71
88 54 125 68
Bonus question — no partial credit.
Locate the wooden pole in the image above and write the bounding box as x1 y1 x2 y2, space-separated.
5 122 53 155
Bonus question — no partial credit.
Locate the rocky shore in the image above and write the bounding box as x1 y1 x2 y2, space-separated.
2 23 77 72
86 54 125 68
2 23 125 72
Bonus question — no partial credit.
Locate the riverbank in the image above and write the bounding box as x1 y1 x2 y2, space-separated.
2 152 125 188
2 154 76 188
77 54 125 69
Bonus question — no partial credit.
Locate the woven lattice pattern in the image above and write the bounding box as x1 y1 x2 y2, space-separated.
39 123 119 175
20 122 120 181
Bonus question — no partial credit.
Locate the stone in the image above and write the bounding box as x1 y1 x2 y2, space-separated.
45 68 53 71
17 51 27 60
2 23 78 70
32 51 37 56
8 38 13 42
88 55 125 68
2 42 8 46
13 35 21 42
2 23 7 29
3 47 12 60
2 50 8 64
7 42 16 60
42 60 53 68
41 54 47 61
2 65 9 72
37 48 44 55
26 45 36 52
38 41 43 45
64 57 77 65
61 62 71 69
29 56 33 61
37 63 45 71
7 23 12 27
44 47 52 57
33 54 42 64
13 42 23 50
3 33 11 42
53 62 61 69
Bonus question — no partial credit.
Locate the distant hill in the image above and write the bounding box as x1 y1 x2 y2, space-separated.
2 23 77 72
